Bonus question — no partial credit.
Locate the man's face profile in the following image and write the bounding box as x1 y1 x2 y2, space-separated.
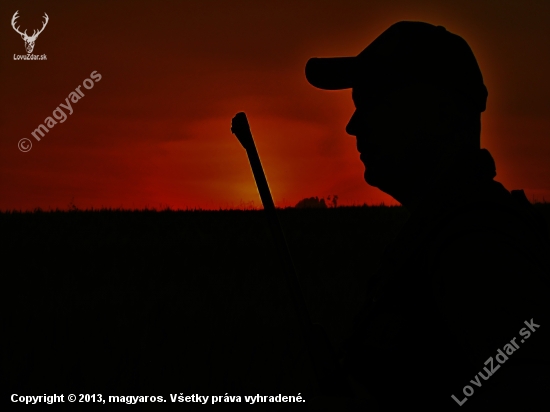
346 82 451 192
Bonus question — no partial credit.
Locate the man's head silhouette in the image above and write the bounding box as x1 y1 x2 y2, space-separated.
305 22 550 412
305 21 490 212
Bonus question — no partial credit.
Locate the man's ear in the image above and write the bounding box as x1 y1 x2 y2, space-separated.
448 108 481 150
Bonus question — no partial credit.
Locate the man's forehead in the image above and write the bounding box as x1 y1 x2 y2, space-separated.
351 84 394 106
352 81 441 105
351 87 368 102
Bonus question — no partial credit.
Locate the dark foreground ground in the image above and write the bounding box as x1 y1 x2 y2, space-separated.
3 204 550 410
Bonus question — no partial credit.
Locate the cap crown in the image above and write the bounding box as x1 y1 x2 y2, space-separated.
356 21 487 112
305 21 488 112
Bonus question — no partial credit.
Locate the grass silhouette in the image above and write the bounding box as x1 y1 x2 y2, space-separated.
2 204 549 409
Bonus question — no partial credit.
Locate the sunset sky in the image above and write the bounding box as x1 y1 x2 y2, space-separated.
1 0 549 211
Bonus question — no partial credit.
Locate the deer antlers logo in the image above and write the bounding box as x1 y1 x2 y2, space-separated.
11 11 49 54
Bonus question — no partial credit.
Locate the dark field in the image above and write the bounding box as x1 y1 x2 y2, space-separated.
3 204 550 410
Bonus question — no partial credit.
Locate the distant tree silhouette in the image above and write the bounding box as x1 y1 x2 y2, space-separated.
327 195 338 208
295 196 327 209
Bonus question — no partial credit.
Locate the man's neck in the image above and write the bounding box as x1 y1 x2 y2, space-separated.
386 146 485 215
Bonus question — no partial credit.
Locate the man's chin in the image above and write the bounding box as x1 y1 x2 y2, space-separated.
363 169 380 188
364 169 394 194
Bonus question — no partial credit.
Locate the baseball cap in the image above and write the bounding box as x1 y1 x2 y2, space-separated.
305 21 488 112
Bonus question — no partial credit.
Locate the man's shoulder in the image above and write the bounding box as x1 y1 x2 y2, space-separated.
433 227 548 299
430 201 550 358
429 189 550 311
423 186 549 264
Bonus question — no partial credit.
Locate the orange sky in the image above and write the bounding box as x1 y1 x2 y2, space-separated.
1 0 549 210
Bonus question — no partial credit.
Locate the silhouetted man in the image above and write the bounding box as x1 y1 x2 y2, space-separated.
305 21 549 411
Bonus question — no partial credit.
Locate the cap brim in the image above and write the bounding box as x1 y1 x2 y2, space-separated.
305 57 357 90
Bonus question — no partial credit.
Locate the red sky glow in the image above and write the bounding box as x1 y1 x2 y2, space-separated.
1 0 549 210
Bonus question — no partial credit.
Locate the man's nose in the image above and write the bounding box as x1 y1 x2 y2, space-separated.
346 110 360 136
